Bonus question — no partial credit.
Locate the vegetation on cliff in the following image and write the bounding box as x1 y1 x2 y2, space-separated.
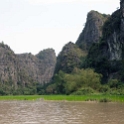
86 7 122 82
55 42 87 74
43 0 124 96
1 0 124 96
76 10 109 51
0 42 56 95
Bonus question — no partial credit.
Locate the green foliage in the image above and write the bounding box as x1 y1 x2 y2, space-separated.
45 71 66 94
36 83 46 95
55 42 87 74
0 88 6 95
46 84 56 94
99 85 110 93
36 48 55 60
102 10 121 39
86 42 111 82
72 87 95 95
85 9 122 84
64 68 102 94
39 94 124 102
86 40 123 83
108 79 119 88
50 6 124 96
0 80 38 95
50 68 102 95
99 98 111 102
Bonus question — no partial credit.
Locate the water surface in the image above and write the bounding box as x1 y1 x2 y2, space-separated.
0 100 124 124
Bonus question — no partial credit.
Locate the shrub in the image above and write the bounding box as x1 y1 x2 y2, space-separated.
99 85 110 93
100 98 111 102
72 87 95 95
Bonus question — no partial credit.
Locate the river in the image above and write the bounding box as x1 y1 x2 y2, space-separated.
0 100 124 124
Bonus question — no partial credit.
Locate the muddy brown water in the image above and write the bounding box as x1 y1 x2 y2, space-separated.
0 100 124 124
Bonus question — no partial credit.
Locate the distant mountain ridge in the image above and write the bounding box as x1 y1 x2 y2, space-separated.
0 42 56 94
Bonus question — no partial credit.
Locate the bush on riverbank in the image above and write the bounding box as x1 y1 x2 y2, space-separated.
72 87 95 95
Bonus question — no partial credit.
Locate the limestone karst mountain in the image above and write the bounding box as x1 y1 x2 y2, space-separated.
76 10 109 51
86 0 124 81
0 42 56 94
54 10 108 74
55 42 87 74
1 0 124 95
48 0 124 95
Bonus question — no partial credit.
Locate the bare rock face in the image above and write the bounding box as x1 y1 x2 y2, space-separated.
86 0 124 81
103 10 121 60
0 43 19 87
76 10 109 51
101 0 123 61
0 43 56 89
95 0 124 61
36 49 56 83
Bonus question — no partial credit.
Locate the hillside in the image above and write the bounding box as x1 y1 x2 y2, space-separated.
1 0 124 95
45 0 124 95
0 42 56 95
55 42 87 74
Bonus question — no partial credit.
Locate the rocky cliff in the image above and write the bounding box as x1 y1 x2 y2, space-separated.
102 10 121 60
54 0 124 82
54 11 109 75
76 10 109 51
44 0 124 95
55 11 109 74
0 43 56 93
89 0 124 61
86 0 124 81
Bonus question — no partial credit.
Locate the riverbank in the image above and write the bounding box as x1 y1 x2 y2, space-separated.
42 95 124 102
0 94 124 102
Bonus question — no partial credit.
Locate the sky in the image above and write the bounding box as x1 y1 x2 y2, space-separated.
0 0 119 55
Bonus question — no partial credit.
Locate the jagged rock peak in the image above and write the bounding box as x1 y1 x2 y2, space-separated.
76 10 109 51
0 42 14 52
58 42 86 57
87 10 108 21
36 48 56 59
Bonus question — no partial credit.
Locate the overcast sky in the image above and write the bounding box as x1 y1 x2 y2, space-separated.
0 0 119 55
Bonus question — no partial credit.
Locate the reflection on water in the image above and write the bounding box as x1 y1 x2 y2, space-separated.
0 100 124 124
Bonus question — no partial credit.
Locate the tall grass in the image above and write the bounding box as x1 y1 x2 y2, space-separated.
41 94 124 102
0 94 123 102
0 95 42 100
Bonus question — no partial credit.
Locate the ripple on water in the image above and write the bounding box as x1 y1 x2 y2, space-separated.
0 101 124 124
